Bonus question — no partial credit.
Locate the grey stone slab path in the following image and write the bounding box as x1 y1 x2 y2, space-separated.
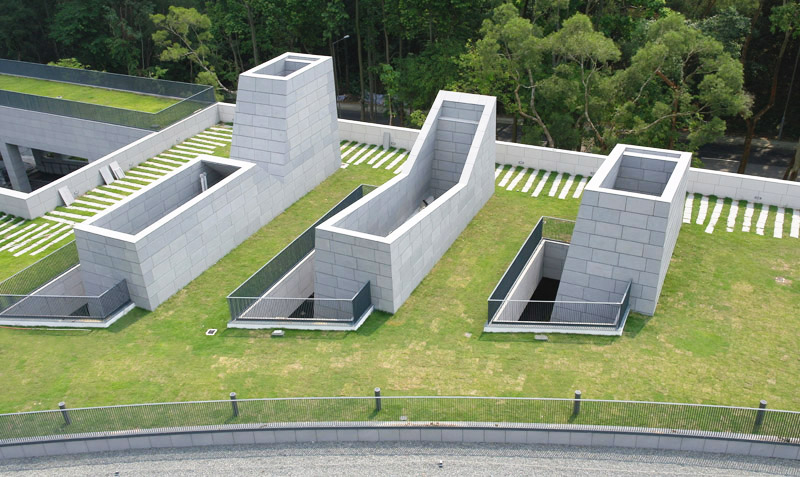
1 442 798 476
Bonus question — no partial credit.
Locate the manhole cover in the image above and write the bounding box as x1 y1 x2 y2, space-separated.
206 329 217 336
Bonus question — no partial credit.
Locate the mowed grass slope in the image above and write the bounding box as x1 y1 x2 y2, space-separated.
0 74 178 113
0 164 798 413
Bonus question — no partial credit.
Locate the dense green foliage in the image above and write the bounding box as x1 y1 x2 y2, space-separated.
0 0 797 155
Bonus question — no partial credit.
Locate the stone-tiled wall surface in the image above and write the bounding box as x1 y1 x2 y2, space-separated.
230 52 341 192
0 103 221 219
74 157 262 310
340 120 800 209
555 145 691 317
315 91 496 313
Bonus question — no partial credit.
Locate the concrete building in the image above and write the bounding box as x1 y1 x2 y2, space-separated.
554 145 691 317
314 91 497 313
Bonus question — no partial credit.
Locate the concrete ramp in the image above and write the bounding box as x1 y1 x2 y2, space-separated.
314 91 496 313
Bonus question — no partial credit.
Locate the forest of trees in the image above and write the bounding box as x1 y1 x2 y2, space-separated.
1 0 798 176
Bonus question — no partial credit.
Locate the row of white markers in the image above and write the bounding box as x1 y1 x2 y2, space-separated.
0 126 233 259
683 194 799 239
338 142 409 173
495 165 587 199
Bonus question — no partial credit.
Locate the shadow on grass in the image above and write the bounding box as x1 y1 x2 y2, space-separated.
354 311 391 336
107 308 149 333
621 314 650 338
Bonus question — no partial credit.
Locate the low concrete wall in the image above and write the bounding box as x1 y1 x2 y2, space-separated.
317 92 497 313
0 105 150 163
1 423 797 461
339 121 800 208
0 103 222 219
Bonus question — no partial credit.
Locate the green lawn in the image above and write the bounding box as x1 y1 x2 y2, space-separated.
0 74 179 113
0 164 798 413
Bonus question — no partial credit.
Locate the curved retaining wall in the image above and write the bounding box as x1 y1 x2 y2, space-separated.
1 423 798 461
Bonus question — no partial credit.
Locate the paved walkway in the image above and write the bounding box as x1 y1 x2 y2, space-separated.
2 442 798 476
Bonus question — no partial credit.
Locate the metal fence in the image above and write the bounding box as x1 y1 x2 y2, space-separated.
0 241 78 295
228 185 375 320
0 279 131 322
487 217 575 323
230 281 371 324
2 396 799 444
0 59 215 130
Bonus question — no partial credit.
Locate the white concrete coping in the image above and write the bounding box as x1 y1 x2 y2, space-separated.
317 91 496 244
586 144 691 204
73 155 254 243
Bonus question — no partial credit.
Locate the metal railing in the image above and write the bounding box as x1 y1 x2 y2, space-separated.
0 59 215 130
0 241 78 295
230 281 371 324
0 279 131 322
2 395 799 444
487 217 574 323
228 185 376 321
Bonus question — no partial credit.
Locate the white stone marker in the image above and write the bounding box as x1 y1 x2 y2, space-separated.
726 201 739 232
742 202 754 232
696 196 709 224
532 172 551 197
704 200 724 234
548 173 563 197
558 175 575 199
683 194 694 223
773 207 784 238
573 177 588 198
498 167 516 187
521 169 538 193
755 207 769 235
506 168 527 191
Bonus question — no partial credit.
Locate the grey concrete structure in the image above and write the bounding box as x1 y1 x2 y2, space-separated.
74 157 261 310
230 52 341 206
315 91 496 313
2 423 798 464
0 103 221 219
555 145 691 316
0 106 150 192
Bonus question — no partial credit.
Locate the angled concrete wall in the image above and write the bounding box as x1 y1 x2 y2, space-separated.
231 52 340 207
74 157 261 310
315 91 496 313
555 145 691 316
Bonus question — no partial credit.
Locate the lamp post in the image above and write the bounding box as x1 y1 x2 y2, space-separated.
332 35 350 117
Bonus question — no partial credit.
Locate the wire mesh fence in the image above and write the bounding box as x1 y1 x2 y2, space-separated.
228 185 376 320
2 396 799 444
0 279 130 322
0 59 215 130
0 241 78 295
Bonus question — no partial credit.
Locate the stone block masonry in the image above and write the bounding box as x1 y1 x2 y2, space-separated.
74 157 262 310
315 91 496 313
555 144 691 316
231 52 341 189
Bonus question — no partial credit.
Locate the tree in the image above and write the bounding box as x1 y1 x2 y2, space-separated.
151 6 232 94
784 136 800 181
546 13 621 150
465 3 556 146
609 12 750 151
738 0 799 173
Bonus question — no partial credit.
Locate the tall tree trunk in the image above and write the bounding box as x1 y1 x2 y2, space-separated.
783 136 800 181
381 0 393 125
355 0 366 121
512 113 518 143
738 28 792 174
243 1 259 65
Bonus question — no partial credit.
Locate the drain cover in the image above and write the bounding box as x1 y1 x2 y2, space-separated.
206 329 217 336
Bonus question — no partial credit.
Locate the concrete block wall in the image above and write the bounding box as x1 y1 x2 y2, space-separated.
555 145 691 316
315 91 496 313
231 53 341 182
339 120 800 209
0 105 149 163
338 119 419 151
0 103 221 219
90 161 228 235
612 154 677 196
542 241 568 280
74 157 262 310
